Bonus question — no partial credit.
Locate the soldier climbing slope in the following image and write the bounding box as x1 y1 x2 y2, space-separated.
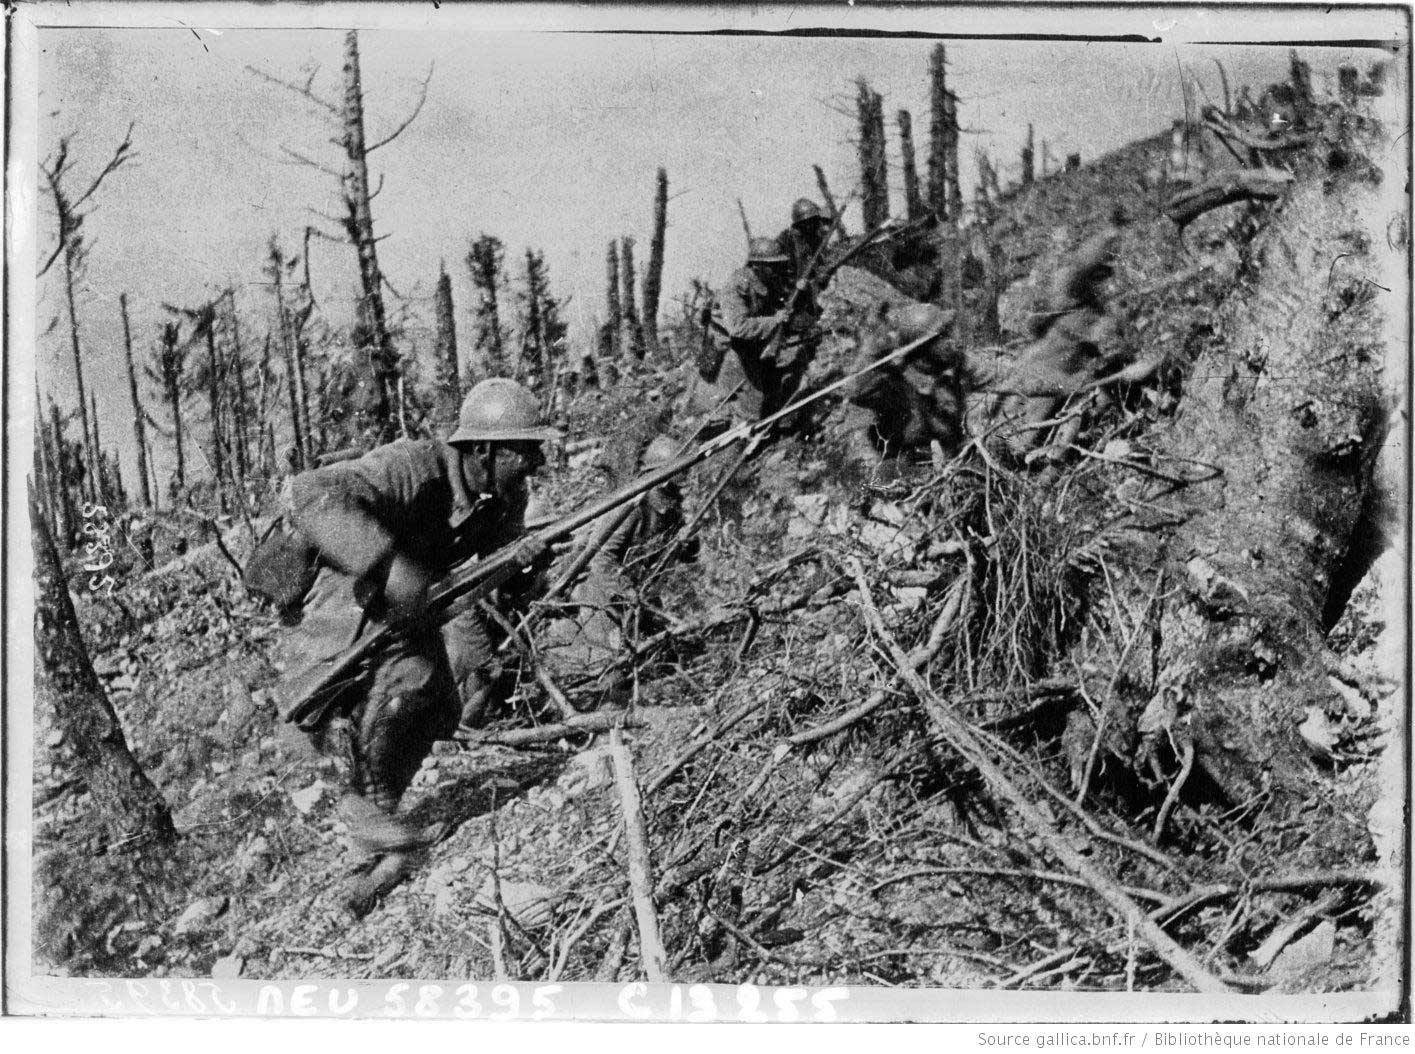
842 302 964 472
538 434 696 707
693 235 824 433
269 378 560 916
992 214 1129 463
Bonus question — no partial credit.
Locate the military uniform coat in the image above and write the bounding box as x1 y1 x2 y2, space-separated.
279 439 528 731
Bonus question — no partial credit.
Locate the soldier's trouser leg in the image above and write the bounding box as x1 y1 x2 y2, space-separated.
357 621 460 813
341 622 459 917
442 606 499 733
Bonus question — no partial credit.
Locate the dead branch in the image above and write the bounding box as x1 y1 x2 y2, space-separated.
366 64 434 153
279 145 345 180
1164 168 1295 227
609 730 668 981
72 122 137 211
548 896 628 981
790 570 968 746
845 557 1234 995
246 63 340 115
452 712 639 748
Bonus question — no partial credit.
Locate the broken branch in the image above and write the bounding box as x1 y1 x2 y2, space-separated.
845 557 1233 995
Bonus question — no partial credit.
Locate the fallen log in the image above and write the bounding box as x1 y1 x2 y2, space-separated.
1164 168 1294 227
609 729 669 981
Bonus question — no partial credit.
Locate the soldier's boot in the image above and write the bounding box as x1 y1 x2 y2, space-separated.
339 693 450 917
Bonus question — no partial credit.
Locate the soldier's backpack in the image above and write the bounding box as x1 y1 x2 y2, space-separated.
242 515 320 621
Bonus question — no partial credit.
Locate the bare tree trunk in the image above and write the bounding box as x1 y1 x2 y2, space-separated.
119 294 152 508
32 484 176 848
226 294 251 491
161 322 187 492
736 199 752 245
88 391 108 507
434 260 460 401
642 167 667 357
202 312 227 512
813 164 841 231
898 109 925 221
620 236 645 360
1021 123 1035 186
341 29 399 443
857 79 889 230
605 239 623 361
271 248 309 471
61 248 99 503
944 89 963 221
47 398 78 547
927 44 950 221
33 387 58 538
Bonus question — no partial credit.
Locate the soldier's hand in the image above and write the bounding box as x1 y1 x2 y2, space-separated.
383 554 431 623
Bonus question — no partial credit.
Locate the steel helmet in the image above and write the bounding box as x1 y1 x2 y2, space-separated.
790 197 827 227
450 378 563 444
641 435 679 470
747 236 790 265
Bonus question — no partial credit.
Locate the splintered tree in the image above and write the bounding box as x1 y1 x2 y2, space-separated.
32 484 176 848
856 79 890 230
927 44 951 221
146 320 188 495
620 236 646 360
39 124 136 503
248 30 431 444
266 237 313 470
46 398 81 546
604 239 624 362
898 109 926 221
162 299 229 510
118 295 153 508
642 168 668 357
434 260 460 403
1021 123 1036 186
467 233 508 379
517 249 568 395
944 89 963 221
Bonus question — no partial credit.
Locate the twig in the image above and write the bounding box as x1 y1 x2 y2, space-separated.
845 557 1233 995
867 866 1169 906
1077 569 1166 806
452 712 640 748
1152 736 1195 844
609 730 668 981
284 945 375 961
594 911 632 982
548 896 628 981
246 63 340 114
790 571 967 746
366 63 434 152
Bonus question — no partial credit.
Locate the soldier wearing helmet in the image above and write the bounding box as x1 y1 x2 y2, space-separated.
694 234 817 430
993 216 1128 463
781 196 832 280
276 377 560 915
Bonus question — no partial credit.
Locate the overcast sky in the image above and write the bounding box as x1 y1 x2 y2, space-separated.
28 12 1403 491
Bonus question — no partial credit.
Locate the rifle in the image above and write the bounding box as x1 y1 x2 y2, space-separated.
284 314 949 731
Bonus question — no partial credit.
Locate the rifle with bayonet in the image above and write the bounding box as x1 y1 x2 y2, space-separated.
283 312 948 730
